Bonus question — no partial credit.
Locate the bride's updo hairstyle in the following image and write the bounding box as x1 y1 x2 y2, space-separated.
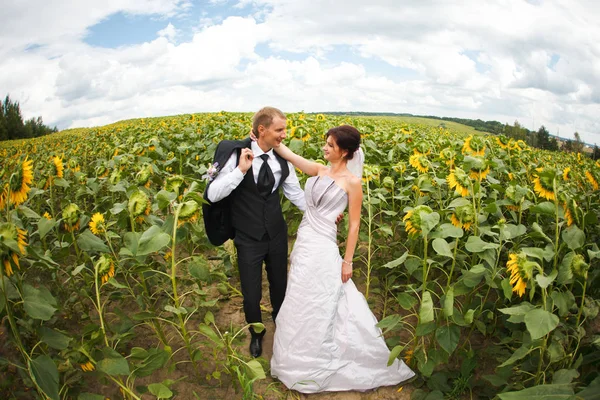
325 125 361 160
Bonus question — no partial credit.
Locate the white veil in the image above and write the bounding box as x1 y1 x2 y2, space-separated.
346 147 364 179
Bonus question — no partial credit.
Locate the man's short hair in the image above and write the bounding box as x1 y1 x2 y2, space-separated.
252 107 286 135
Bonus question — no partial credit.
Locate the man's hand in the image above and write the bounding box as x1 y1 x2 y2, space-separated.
238 148 254 174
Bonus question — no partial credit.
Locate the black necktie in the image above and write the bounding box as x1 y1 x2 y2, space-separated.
257 154 275 197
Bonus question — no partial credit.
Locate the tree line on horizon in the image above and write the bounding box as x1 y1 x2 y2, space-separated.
327 111 600 160
0 95 58 142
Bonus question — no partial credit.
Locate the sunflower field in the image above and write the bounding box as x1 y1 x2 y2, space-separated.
0 112 599 399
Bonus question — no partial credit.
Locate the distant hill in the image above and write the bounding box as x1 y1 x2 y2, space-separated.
320 111 503 135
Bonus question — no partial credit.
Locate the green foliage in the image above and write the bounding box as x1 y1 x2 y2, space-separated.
0 112 598 399
0 94 57 141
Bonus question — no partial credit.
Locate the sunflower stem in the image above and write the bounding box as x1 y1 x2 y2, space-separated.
446 238 459 290
94 262 110 348
170 202 199 376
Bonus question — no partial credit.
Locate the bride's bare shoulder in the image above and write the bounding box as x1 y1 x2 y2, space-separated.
345 174 362 188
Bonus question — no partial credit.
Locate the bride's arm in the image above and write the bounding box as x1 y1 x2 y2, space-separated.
274 142 326 177
341 176 363 283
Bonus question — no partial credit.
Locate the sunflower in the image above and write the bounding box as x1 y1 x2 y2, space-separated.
17 227 27 255
363 165 381 183
9 158 34 206
315 114 326 121
447 168 470 197
0 223 28 277
563 202 575 226
95 254 115 284
80 361 95 372
462 136 486 156
450 204 475 230
62 203 81 232
403 349 414 364
43 212 52 220
0 184 8 210
403 205 434 237
496 135 511 150
511 140 527 152
506 253 530 298
532 170 556 201
96 165 110 179
2 256 13 277
135 164 153 188
570 254 589 278
51 156 64 178
439 148 456 168
89 213 105 235
562 167 571 181
585 170 599 190
392 161 406 174
409 154 429 173
177 200 199 227
413 141 430 156
128 190 151 223
467 156 490 181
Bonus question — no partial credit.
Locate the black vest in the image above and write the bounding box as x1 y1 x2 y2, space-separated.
230 153 290 241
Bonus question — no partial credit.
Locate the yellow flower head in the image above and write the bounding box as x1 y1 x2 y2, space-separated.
439 147 456 167
462 135 486 156
532 169 556 201
409 154 429 173
496 135 511 150
562 167 571 181
506 252 531 298
2 256 13 277
89 213 105 235
51 156 64 178
0 184 7 210
467 156 490 181
62 203 81 232
95 254 115 284
447 168 470 197
585 170 599 190
392 161 407 174
9 158 34 206
450 204 475 230
413 141 431 156
80 361 95 372
403 205 435 237
363 164 381 183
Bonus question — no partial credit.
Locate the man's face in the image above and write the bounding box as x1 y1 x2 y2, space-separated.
258 116 287 150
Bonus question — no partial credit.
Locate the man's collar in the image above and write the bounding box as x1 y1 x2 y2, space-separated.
251 141 274 158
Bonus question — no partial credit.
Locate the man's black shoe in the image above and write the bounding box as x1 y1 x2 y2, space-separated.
250 334 263 358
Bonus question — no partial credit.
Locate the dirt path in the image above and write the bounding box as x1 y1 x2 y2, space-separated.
209 270 415 400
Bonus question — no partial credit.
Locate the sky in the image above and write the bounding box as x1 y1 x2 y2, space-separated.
1 0 599 145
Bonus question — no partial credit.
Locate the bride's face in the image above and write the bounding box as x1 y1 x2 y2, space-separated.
322 135 347 162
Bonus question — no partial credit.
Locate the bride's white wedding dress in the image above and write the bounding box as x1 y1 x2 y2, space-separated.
271 175 415 393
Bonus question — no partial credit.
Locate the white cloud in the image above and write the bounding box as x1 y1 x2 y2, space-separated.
158 23 179 42
1 0 599 145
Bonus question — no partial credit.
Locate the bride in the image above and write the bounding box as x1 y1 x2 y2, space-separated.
270 125 415 393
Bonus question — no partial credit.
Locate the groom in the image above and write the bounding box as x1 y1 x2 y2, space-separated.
206 107 306 357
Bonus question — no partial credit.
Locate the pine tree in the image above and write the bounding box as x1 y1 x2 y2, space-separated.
0 100 8 141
